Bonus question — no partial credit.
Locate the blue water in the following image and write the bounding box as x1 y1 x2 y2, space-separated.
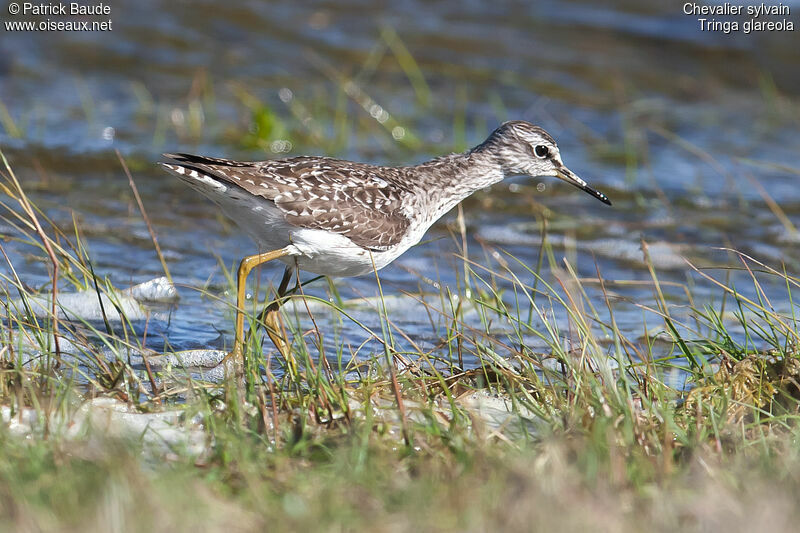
1 0 798 368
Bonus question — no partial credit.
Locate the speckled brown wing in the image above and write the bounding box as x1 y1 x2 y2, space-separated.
163 153 411 251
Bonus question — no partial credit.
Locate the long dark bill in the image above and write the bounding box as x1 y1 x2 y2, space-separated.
555 167 612 206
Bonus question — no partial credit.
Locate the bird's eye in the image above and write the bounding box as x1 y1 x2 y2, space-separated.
534 145 549 159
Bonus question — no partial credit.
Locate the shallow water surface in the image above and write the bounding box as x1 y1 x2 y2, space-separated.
1 0 798 370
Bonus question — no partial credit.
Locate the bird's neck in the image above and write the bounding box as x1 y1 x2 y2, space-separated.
409 147 505 220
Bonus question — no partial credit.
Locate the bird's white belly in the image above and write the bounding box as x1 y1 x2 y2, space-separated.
284 227 407 277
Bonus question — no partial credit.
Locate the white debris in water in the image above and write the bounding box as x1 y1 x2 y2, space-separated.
585 239 689 270
1 398 208 459
132 350 232 384
16 290 145 321
360 390 541 441
11 277 180 325
0 388 540 456
282 291 480 318
125 276 179 303
475 223 540 246
0 404 40 436
143 349 227 369
770 224 800 245
5 334 84 358
71 398 207 456
456 390 539 438
475 225 690 271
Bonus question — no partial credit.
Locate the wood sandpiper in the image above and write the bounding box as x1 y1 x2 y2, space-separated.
160 120 611 370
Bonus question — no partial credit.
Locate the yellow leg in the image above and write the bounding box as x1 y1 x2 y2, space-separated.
221 247 292 368
249 267 295 372
263 306 295 373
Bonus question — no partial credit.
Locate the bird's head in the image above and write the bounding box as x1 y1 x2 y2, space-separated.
483 120 611 205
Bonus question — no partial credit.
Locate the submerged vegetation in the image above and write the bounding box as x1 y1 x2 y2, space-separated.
2 141 800 531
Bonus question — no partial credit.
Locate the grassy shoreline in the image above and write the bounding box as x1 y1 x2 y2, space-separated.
2 151 800 532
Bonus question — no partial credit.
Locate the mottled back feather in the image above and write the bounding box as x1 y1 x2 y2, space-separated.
163 153 411 251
